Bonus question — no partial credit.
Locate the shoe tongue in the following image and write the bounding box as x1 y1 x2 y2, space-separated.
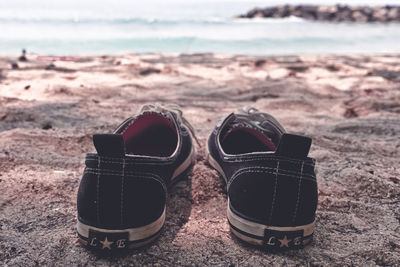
93 134 125 157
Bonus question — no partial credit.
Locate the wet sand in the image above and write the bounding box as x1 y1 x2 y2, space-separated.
0 53 400 266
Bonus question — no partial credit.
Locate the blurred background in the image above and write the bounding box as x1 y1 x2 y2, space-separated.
1 0 400 55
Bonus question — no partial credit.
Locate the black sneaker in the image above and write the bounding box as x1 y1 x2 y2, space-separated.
207 107 318 249
76 104 197 250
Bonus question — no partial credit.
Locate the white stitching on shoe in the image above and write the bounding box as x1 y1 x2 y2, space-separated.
227 165 315 180
225 156 314 166
120 158 125 227
227 167 316 190
84 170 167 193
268 161 279 225
87 152 315 166
96 157 101 225
292 161 304 225
86 158 172 165
89 156 174 162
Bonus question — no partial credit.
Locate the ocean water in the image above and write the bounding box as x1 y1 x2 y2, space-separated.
1 0 400 55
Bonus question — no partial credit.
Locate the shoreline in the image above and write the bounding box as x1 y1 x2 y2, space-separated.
2 51 400 65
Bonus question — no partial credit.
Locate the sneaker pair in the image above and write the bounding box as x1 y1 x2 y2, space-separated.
76 104 318 250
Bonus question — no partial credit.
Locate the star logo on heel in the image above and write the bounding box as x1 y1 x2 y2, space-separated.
88 229 129 250
264 229 304 249
278 235 291 248
100 237 113 249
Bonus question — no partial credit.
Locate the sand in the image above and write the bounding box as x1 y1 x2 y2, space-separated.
0 53 399 266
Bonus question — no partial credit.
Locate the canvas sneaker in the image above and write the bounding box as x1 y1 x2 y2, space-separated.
76 103 197 250
207 107 318 249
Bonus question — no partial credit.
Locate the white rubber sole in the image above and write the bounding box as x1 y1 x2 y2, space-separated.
77 208 166 249
228 203 315 248
207 150 315 248
206 150 227 182
171 146 196 181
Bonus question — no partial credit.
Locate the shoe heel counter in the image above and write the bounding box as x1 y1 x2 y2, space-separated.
77 166 167 229
122 174 167 228
273 133 318 226
271 162 318 227
77 167 125 229
291 164 318 226
77 134 127 228
77 170 98 225
228 161 317 227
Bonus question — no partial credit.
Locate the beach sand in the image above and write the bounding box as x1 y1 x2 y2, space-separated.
0 53 399 265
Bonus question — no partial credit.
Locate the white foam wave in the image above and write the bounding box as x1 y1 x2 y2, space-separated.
233 16 305 24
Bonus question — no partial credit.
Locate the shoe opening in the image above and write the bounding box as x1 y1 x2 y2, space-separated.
221 126 277 154
122 113 178 157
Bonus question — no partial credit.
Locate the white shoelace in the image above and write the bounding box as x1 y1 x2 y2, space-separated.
235 106 286 142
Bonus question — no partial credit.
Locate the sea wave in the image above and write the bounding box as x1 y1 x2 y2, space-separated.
233 16 305 23
0 15 308 25
2 35 398 56
0 16 230 25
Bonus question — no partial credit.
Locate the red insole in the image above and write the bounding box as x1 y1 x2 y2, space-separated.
122 114 177 156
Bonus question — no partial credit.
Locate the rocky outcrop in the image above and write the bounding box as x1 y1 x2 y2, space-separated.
238 5 400 22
